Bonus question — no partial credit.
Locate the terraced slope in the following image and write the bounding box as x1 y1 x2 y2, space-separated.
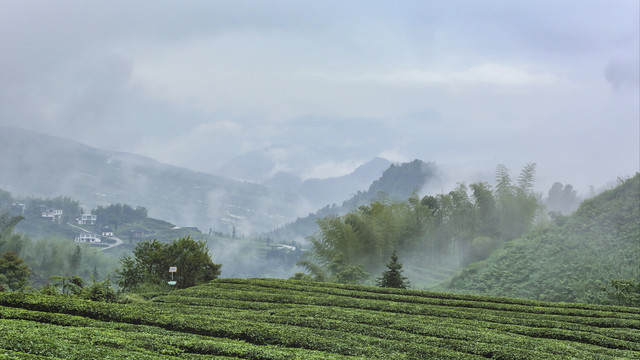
1 278 639 359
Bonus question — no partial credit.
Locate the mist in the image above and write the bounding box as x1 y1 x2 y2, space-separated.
0 2 638 287
0 1 637 195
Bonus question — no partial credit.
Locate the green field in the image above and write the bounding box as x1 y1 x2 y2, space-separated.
1 278 639 359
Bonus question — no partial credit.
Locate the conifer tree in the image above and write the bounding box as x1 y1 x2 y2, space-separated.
376 250 410 289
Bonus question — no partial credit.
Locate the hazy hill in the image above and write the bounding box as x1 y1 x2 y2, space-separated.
216 149 276 183
0 127 308 234
223 150 393 211
1 278 638 358
268 159 440 241
296 157 392 209
446 173 640 304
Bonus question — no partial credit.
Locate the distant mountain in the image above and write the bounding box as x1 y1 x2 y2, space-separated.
216 149 276 183
296 157 392 209
446 173 640 304
268 159 440 242
0 127 308 234
219 146 393 211
261 171 303 192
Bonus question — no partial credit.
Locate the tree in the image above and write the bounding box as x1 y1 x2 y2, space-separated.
115 236 221 291
376 250 410 289
546 182 581 214
50 275 84 296
0 212 24 252
328 253 369 284
601 279 640 307
0 213 31 291
0 251 31 291
69 246 82 274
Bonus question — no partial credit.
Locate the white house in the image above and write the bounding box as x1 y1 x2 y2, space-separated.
77 214 97 225
101 227 114 237
74 233 101 243
42 208 63 223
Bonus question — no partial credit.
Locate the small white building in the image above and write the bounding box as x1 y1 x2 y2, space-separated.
75 233 101 243
42 208 63 223
101 227 114 237
77 214 97 225
272 244 297 251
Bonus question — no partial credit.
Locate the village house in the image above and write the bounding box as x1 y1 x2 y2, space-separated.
77 214 97 225
101 226 114 237
74 233 101 243
42 208 63 223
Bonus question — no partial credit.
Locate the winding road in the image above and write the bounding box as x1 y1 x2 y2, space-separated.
66 223 124 251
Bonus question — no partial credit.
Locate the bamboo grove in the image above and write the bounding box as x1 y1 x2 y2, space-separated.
298 164 540 285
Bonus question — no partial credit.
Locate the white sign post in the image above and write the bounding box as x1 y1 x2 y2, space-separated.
168 266 177 286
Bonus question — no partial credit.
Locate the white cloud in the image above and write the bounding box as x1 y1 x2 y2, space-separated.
353 63 561 87
0 0 637 194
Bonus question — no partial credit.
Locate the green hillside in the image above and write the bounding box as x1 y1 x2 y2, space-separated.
0 127 305 234
268 159 439 242
1 278 639 359
446 173 640 305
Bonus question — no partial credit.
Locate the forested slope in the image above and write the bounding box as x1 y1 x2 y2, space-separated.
1 278 639 359
268 159 439 241
447 173 640 305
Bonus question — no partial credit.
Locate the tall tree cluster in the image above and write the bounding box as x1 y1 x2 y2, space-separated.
0 213 31 291
116 236 221 291
298 164 541 285
93 203 148 230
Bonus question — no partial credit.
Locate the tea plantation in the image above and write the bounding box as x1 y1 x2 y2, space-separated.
1 278 639 359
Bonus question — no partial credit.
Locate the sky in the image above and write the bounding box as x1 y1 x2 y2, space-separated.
1 0 638 196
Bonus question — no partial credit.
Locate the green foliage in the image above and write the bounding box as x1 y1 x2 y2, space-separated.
0 207 119 289
469 236 499 261
601 279 640 307
289 272 315 281
546 182 581 214
299 164 541 287
376 250 410 288
0 213 31 291
0 278 638 359
21 195 82 224
0 213 28 255
328 253 369 284
270 160 438 244
93 203 148 230
49 275 85 296
42 275 118 303
295 259 328 282
116 236 221 291
69 245 82 274
447 173 640 305
0 251 30 291
82 278 118 302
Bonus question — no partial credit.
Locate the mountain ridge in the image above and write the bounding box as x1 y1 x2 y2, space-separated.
0 127 307 233
268 159 440 242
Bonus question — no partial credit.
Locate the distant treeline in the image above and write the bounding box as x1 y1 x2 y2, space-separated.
298 163 541 285
0 189 148 227
0 191 149 290
0 191 81 224
0 211 119 290
92 203 148 230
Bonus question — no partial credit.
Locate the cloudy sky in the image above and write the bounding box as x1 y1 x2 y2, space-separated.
1 0 638 194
